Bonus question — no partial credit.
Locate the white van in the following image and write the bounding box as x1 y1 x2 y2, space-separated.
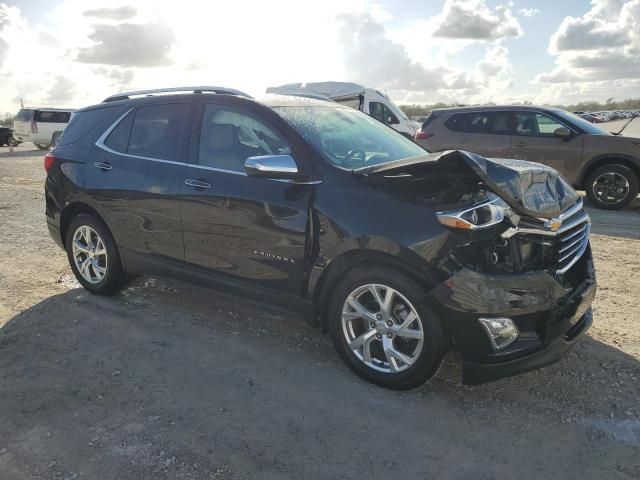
266 82 420 139
13 108 74 150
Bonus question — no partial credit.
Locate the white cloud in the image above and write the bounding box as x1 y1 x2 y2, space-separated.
46 76 76 105
536 0 640 95
83 6 137 21
76 22 175 67
518 8 539 17
432 0 522 40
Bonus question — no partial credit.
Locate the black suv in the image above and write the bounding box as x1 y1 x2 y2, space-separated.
45 87 596 389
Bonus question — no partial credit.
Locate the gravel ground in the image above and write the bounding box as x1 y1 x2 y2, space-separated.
0 146 639 479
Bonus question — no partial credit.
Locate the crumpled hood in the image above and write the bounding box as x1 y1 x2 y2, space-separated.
357 150 580 219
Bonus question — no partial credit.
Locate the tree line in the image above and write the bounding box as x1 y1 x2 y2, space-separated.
399 98 640 118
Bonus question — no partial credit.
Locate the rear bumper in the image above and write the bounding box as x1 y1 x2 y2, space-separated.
430 247 596 385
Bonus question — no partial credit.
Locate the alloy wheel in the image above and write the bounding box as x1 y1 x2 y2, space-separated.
341 284 424 373
592 172 630 205
72 225 108 284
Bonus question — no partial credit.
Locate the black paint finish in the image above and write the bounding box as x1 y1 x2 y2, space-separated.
45 92 596 384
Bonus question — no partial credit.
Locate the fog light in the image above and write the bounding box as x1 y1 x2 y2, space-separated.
478 318 519 351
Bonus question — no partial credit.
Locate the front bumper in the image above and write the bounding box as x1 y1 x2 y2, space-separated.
430 247 596 385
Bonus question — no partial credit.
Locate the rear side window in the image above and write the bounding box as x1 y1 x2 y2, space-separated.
58 106 119 146
15 109 34 122
104 111 134 152
420 114 436 129
35 111 71 123
127 103 189 161
445 112 511 134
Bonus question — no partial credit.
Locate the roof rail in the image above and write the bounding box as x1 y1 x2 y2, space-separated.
102 86 252 103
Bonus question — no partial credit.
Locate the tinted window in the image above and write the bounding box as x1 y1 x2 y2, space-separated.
445 112 511 134
275 106 425 170
369 102 398 125
104 111 134 152
35 111 71 123
58 106 119 146
128 103 188 161
515 112 565 137
198 105 291 172
15 109 34 122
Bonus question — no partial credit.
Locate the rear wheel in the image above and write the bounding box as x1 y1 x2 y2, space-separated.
35 143 50 150
327 266 446 390
585 164 638 210
65 214 126 295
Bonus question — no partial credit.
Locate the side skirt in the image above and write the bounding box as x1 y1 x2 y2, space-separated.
121 248 316 322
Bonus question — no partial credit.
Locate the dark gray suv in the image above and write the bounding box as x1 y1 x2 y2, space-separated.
415 105 640 210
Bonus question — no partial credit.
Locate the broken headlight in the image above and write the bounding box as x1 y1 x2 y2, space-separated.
437 195 509 231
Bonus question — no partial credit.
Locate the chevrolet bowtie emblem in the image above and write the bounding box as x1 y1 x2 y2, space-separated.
545 218 563 231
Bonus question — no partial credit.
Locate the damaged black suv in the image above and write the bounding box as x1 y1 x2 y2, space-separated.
45 87 596 389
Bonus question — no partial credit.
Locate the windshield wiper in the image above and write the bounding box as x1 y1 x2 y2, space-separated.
612 111 640 136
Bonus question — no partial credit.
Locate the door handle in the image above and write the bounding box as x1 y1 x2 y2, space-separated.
514 141 527 148
94 162 112 171
184 178 212 190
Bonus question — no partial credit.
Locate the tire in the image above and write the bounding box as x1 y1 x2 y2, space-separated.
65 214 126 295
585 164 639 210
35 143 50 150
327 265 446 390
8 137 20 147
51 132 62 148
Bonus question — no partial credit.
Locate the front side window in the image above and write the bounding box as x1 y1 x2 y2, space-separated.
127 103 188 161
274 106 425 170
369 102 399 125
515 112 565 137
198 104 292 172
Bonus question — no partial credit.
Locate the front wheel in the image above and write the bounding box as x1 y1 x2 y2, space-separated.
65 214 126 294
585 164 639 210
327 266 446 390
35 143 50 150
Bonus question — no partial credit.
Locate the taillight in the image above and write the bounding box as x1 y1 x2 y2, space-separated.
31 121 38 133
414 131 433 140
44 153 56 172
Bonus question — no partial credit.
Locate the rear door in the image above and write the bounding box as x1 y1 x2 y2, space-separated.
440 111 512 157
510 111 583 178
87 101 191 261
179 101 312 295
13 109 34 142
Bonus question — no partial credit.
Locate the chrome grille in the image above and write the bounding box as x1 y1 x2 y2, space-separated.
500 199 591 274
556 212 590 274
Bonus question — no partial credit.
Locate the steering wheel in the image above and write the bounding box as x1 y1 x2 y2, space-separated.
343 149 367 168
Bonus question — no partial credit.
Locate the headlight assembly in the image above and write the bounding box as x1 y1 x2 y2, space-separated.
437 196 508 230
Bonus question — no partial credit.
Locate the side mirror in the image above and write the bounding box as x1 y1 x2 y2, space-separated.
554 127 571 139
244 155 303 180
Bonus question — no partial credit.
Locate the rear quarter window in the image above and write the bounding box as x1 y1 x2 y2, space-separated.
57 106 121 146
444 113 469 132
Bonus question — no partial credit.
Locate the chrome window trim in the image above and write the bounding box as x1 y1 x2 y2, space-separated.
94 109 321 185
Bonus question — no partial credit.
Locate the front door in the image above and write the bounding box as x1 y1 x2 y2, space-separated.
86 102 191 260
179 102 312 295
510 111 583 180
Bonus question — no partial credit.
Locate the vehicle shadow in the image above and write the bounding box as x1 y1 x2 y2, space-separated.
1 282 638 478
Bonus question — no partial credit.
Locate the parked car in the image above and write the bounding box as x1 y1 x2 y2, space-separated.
415 105 640 209
0 127 17 146
580 113 600 123
45 86 595 389
13 107 74 150
266 82 420 139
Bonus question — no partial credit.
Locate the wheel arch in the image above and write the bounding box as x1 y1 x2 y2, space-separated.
577 154 640 187
60 202 115 249
311 248 440 330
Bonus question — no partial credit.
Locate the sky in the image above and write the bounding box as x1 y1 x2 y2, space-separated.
0 0 639 113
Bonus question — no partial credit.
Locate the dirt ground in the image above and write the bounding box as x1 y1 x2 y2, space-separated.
0 146 639 479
